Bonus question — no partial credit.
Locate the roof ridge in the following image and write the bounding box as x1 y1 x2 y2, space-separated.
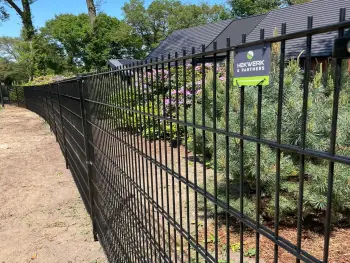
204 19 236 50
244 13 268 43
244 12 271 43
173 19 233 34
205 13 268 49
147 19 233 58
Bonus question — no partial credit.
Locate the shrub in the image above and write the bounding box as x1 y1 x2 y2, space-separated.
185 48 350 223
23 75 69 86
106 52 350 224
9 86 25 104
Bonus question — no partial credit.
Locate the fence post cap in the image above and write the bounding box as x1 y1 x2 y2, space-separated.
76 74 84 81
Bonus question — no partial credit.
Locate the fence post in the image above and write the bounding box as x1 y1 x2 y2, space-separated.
7 86 11 105
45 86 51 130
77 74 98 241
0 86 4 108
57 83 69 169
15 86 19 106
50 84 58 140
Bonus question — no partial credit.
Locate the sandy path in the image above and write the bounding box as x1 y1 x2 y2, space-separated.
0 106 106 263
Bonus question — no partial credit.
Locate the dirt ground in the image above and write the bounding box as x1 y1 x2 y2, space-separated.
0 106 106 263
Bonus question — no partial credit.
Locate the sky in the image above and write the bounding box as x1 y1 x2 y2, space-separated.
0 0 227 37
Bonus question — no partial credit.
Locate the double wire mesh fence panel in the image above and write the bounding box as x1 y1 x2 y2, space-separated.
23 10 350 263
0 85 24 107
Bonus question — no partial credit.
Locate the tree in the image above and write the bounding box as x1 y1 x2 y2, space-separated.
40 13 144 71
122 0 152 49
41 14 91 71
122 0 231 51
0 35 68 82
85 15 145 69
0 0 35 40
84 13 121 69
0 36 34 80
168 3 231 32
85 0 97 26
31 33 68 75
228 0 312 17
0 58 22 84
0 36 20 60
85 14 145 69
0 5 9 22
111 21 145 59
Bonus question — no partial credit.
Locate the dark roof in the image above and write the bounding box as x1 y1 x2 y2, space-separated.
246 0 350 57
147 19 232 60
107 59 141 68
146 15 266 60
206 14 266 50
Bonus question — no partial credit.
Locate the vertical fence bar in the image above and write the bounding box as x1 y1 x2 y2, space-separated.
174 51 184 263
296 16 313 263
239 33 246 263
15 86 19 106
157 56 166 260
182 48 191 263
255 28 265 263
323 8 346 263
152 57 161 263
191 46 199 263
225 37 231 263
148 58 157 263
45 86 51 129
78 75 98 241
0 86 4 107
212 41 219 263
57 83 69 169
274 22 287 263
7 86 11 105
50 84 58 140
200 43 208 261
163 55 172 261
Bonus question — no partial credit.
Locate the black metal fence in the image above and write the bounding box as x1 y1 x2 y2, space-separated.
0 85 25 107
22 10 350 263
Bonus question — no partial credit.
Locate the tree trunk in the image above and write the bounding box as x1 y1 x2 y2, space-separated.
21 0 35 40
4 0 35 40
86 0 97 26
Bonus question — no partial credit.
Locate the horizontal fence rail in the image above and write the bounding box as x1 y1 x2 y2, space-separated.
22 9 350 263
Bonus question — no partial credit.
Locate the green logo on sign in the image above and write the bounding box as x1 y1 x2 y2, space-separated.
247 51 254 60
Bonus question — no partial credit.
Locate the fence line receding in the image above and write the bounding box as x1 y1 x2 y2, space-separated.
21 9 350 263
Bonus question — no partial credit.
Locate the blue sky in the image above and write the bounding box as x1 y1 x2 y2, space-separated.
0 0 227 37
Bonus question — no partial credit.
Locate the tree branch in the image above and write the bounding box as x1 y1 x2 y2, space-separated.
4 0 23 16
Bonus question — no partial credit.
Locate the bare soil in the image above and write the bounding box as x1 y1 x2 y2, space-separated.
0 106 106 263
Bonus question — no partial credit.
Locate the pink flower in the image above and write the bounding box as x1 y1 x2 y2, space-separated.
195 65 201 71
219 76 225 81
